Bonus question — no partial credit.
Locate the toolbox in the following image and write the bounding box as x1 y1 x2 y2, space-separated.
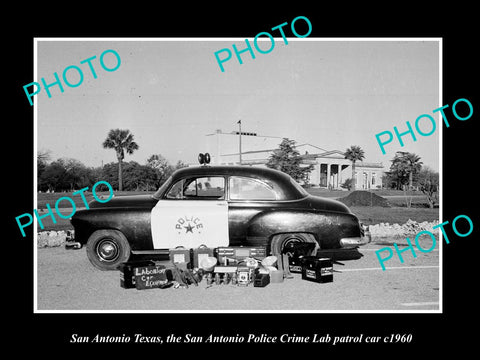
216 246 266 265
169 247 192 269
192 245 214 268
301 257 333 283
134 264 172 290
119 260 156 289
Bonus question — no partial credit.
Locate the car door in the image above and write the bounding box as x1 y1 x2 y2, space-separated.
151 176 229 249
227 176 280 246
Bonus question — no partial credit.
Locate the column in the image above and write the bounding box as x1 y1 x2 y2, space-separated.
326 163 331 189
338 164 343 188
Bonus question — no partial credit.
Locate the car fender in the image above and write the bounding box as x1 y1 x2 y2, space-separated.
71 208 153 251
245 209 361 249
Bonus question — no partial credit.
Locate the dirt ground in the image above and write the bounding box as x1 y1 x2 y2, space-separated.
35 241 440 312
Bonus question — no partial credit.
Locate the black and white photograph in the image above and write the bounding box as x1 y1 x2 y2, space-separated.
8 4 478 354
33 38 441 312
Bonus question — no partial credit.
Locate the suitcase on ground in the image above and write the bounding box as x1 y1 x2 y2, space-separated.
192 245 214 268
169 247 192 269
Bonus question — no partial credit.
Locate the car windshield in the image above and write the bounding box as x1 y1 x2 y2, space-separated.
152 176 173 200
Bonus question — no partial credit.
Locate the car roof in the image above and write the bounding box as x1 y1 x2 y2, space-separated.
170 165 307 200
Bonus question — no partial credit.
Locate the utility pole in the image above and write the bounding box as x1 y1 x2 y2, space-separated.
237 119 242 165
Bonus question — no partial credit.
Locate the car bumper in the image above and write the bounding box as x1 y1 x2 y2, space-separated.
340 225 371 248
64 230 82 250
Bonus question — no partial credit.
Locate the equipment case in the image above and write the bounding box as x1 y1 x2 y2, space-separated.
134 264 171 290
301 257 333 283
192 245 214 268
169 247 192 268
216 246 266 265
119 260 156 289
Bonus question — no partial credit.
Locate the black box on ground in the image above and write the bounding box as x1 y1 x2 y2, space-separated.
254 273 270 287
283 243 316 273
119 260 156 289
288 257 304 273
301 257 333 283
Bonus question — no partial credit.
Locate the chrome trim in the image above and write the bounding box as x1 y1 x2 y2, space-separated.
65 242 82 250
65 230 82 249
340 226 371 248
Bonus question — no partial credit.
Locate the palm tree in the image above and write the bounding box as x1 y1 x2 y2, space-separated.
102 129 139 191
400 152 423 189
344 145 365 190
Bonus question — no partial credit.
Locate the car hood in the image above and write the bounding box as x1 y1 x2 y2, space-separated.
88 194 157 209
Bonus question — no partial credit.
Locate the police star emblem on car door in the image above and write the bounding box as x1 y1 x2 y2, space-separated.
175 216 203 235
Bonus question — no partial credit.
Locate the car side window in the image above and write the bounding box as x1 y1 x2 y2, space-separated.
165 177 225 200
165 179 185 199
229 177 278 200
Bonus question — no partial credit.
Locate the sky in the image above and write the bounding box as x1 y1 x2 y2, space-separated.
36 39 440 171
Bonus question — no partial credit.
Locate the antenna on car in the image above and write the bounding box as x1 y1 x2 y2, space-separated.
198 153 211 166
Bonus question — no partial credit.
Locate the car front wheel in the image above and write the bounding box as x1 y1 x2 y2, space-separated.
86 230 131 270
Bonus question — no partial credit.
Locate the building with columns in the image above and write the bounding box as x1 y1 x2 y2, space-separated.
205 130 384 190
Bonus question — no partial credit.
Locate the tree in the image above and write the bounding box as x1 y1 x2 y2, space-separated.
417 166 439 208
102 129 139 191
38 157 96 192
146 155 189 188
39 161 68 192
101 161 157 191
266 138 313 183
403 152 423 189
344 145 365 190
146 154 174 188
389 152 423 190
37 149 51 180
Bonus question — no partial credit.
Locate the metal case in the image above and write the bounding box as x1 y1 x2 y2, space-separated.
216 246 266 265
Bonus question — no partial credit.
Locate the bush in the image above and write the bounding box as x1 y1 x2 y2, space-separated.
341 178 353 190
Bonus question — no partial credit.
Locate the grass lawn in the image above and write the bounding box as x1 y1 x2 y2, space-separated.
36 189 439 232
349 206 438 226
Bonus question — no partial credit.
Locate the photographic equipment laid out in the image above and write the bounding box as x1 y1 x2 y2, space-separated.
216 246 266 265
118 244 333 290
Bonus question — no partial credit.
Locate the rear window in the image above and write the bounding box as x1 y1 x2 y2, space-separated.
229 176 279 200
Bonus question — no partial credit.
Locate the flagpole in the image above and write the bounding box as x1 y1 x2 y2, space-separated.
238 120 242 165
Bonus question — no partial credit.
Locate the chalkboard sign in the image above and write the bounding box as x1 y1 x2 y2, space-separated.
134 265 170 290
